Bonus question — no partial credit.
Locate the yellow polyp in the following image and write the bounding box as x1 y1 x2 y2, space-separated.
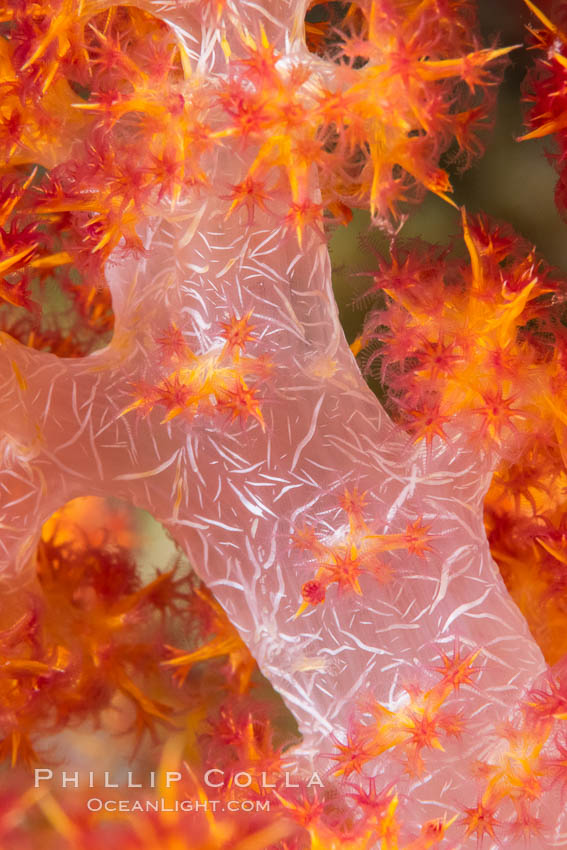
523 0 567 43
350 336 364 356
0 246 37 277
160 406 185 424
29 251 73 269
119 677 172 724
397 151 456 207
417 45 519 83
41 58 61 95
485 281 537 348
381 794 400 850
21 22 63 70
92 230 113 255
370 170 381 221
260 23 271 50
431 188 458 209
0 167 36 226
240 26 256 51
118 399 145 418
11 360 27 391
70 102 103 111
519 115 567 141
254 406 267 432
553 52 567 70
364 532 407 552
444 814 459 831
162 632 244 675
368 0 379 45
3 659 52 676
122 571 175 613
461 208 484 292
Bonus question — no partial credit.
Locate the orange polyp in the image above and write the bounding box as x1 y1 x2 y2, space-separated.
328 727 375 778
154 323 193 365
224 177 270 224
218 380 267 431
236 27 283 85
120 314 269 429
219 311 257 354
430 644 482 698
471 388 525 444
295 490 433 613
408 402 451 451
339 487 369 532
284 200 326 246
461 799 500 845
338 644 482 779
